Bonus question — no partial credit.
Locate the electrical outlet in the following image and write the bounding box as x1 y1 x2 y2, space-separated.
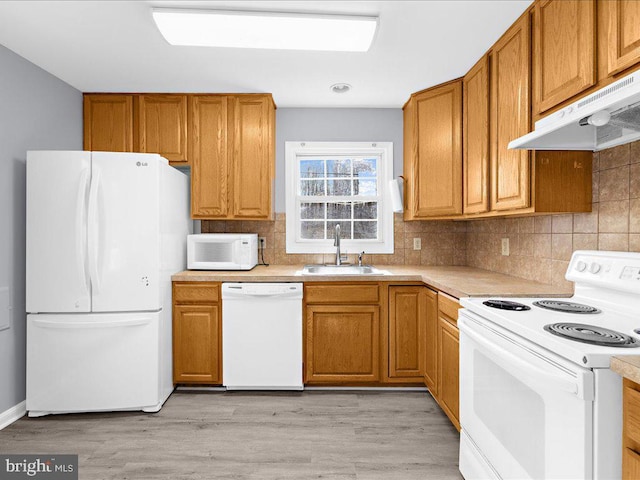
259 237 266 249
501 238 510 256
413 238 421 250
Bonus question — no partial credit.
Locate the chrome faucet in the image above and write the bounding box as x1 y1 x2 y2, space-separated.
334 224 342 265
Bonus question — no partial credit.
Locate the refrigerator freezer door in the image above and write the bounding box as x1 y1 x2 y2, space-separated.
90 152 162 312
26 151 91 313
26 312 160 415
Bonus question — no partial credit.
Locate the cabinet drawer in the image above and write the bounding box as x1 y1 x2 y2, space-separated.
438 292 460 324
623 448 640 479
305 284 380 304
173 282 219 304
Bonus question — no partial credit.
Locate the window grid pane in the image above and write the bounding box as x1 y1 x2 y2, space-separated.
297 154 381 242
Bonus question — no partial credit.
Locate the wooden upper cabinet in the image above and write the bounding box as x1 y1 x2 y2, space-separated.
137 94 188 163
83 94 133 152
600 0 640 77
404 80 462 219
229 95 275 219
190 95 229 219
190 94 275 220
463 55 490 215
533 0 596 115
490 13 531 212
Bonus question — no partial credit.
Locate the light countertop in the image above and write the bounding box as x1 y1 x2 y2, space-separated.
611 356 640 384
172 265 573 299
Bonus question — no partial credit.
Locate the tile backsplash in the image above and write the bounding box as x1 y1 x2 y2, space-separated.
202 140 640 290
466 141 640 291
201 213 467 268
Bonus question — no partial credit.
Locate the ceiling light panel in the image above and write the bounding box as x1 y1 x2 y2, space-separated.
152 8 378 52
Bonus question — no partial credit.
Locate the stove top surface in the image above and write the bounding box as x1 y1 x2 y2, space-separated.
461 251 640 368
461 294 640 367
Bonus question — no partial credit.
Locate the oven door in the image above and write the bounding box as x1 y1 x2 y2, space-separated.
459 310 594 480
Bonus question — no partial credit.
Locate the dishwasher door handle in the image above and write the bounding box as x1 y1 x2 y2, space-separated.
221 283 303 300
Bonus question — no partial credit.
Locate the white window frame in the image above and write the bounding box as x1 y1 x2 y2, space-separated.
285 141 394 254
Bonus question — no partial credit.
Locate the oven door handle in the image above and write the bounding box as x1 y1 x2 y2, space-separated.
461 320 586 399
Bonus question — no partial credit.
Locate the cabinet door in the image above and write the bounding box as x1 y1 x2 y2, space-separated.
229 95 275 219
437 316 460 431
600 0 640 77
463 55 490 215
173 304 221 384
409 81 462 217
137 94 188 163
490 13 532 211
533 0 596 114
423 288 439 396
388 286 427 379
190 95 229 219
305 305 380 383
83 94 133 152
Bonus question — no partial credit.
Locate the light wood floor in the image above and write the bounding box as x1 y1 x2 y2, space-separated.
0 391 461 479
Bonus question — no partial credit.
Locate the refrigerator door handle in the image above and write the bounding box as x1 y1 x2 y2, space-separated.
75 169 90 294
88 168 101 294
32 317 152 329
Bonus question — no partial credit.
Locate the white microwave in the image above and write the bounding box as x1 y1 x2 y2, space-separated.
187 234 258 270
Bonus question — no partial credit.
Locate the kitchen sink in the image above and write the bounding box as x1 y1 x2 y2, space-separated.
300 264 389 275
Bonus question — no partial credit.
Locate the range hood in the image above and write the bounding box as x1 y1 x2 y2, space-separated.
509 70 640 152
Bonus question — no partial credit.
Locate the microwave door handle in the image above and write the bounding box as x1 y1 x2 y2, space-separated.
461 321 584 399
233 239 241 264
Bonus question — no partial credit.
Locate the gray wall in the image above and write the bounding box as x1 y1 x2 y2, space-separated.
275 108 403 212
0 44 82 413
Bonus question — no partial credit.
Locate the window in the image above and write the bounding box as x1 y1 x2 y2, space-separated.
285 142 394 254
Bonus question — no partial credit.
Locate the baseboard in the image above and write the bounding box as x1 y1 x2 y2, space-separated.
0 400 26 430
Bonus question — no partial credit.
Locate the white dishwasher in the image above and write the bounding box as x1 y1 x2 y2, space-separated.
221 283 303 390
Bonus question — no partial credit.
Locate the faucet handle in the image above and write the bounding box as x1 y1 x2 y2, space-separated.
358 251 365 266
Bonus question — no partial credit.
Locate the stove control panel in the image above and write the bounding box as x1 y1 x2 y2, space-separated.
621 266 640 281
567 250 640 294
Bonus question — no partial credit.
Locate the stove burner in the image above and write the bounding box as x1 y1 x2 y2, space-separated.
544 323 639 347
483 300 531 311
533 300 601 314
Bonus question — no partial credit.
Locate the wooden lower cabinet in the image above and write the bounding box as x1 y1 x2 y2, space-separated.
385 285 438 388
305 304 380 383
388 286 437 383
623 379 640 479
435 293 461 431
304 283 382 384
623 448 640 479
423 288 439 395
172 282 222 385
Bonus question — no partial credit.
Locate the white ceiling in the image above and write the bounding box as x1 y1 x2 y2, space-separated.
0 0 533 108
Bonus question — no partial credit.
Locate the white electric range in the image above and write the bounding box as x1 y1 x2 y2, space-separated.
458 250 640 480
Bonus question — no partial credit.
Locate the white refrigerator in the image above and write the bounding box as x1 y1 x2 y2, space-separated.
25 151 191 417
